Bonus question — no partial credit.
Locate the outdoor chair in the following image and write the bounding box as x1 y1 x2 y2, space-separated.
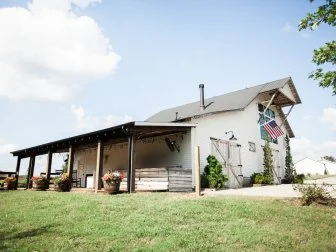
72 170 81 188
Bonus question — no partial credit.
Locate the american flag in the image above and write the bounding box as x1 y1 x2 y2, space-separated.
263 120 284 140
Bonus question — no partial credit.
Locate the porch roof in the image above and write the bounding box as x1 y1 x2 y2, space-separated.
11 121 196 158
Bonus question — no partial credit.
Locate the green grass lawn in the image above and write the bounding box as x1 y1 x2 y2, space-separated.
1 191 335 251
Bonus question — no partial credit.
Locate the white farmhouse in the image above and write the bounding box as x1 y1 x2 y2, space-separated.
147 77 301 187
11 77 301 191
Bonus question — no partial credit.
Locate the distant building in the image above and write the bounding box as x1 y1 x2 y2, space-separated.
320 159 336 175
294 158 327 175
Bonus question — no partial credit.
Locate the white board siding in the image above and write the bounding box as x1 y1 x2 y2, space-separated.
280 83 296 104
135 131 192 169
190 95 289 181
73 131 192 187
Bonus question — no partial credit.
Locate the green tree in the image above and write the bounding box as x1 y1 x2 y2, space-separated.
322 155 336 162
299 0 336 95
285 135 295 182
202 155 228 189
263 139 274 179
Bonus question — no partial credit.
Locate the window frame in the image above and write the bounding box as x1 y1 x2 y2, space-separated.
248 141 256 152
258 104 278 144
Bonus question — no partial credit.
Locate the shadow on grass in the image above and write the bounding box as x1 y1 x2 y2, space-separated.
0 224 54 250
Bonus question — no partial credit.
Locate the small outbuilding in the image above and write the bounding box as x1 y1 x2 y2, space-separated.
320 159 336 175
294 158 327 175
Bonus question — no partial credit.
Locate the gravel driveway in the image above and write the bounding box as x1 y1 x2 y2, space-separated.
305 176 336 185
203 176 336 198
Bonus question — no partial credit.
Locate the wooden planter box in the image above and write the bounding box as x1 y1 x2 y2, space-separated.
32 181 49 191
54 181 71 192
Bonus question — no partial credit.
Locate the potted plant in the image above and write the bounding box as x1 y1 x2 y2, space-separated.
54 173 71 192
31 176 49 190
3 177 17 190
102 171 123 194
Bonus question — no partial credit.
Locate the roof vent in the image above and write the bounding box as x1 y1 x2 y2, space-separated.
199 84 205 110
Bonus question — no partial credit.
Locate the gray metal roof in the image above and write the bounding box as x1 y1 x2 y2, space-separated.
146 77 301 123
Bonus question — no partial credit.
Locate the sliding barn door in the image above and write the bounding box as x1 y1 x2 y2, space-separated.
210 138 243 188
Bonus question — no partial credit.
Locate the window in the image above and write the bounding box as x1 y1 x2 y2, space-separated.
258 104 277 144
248 142 256 152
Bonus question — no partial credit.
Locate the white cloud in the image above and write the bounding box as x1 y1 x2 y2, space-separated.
291 136 336 162
29 0 101 12
0 140 18 155
281 22 292 33
71 104 133 132
71 0 101 8
0 0 120 102
320 107 336 130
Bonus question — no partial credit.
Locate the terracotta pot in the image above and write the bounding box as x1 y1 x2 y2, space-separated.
33 181 49 191
103 180 121 194
54 181 71 192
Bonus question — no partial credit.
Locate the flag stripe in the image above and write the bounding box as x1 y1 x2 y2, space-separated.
263 120 284 140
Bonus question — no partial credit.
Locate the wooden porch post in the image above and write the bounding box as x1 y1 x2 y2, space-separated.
14 156 21 190
27 156 35 189
95 140 104 192
46 151 53 189
25 157 31 189
127 135 135 193
194 146 201 196
68 146 74 187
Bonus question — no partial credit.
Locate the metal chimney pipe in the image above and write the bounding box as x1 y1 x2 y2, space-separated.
199 84 205 110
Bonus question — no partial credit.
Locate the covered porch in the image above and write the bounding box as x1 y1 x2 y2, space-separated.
11 122 196 193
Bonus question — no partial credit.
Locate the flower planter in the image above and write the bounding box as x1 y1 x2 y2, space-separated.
103 180 121 194
4 182 16 190
54 181 71 192
33 181 49 191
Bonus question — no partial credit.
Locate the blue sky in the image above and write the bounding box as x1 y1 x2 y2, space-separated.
0 0 335 173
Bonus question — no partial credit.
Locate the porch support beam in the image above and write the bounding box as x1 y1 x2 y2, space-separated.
14 156 21 190
27 155 35 189
279 104 294 128
95 140 104 192
258 91 278 123
194 146 201 196
25 158 31 189
46 150 53 189
127 134 135 193
68 145 74 187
